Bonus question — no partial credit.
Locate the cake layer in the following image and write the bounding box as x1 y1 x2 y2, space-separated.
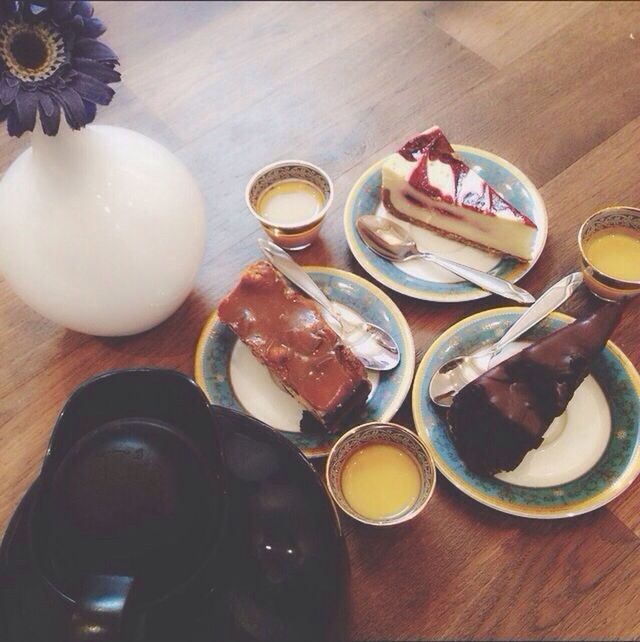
381 127 538 261
218 261 371 433
382 186 536 260
448 303 623 476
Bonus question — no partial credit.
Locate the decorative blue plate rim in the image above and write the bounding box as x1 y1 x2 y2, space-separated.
344 145 549 302
195 266 415 458
412 307 640 518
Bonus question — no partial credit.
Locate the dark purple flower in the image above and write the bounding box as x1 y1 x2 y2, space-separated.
0 1 119 136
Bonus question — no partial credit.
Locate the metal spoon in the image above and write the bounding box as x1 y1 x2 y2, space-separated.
428 272 584 407
258 239 400 371
356 215 535 304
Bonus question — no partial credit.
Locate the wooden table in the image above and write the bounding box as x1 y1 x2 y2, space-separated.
1 2 639 639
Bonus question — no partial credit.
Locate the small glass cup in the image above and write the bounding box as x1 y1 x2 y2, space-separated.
245 160 333 251
578 206 640 301
325 422 436 527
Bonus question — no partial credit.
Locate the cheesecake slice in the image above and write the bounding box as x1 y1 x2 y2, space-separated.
448 303 622 476
218 261 371 433
381 126 538 261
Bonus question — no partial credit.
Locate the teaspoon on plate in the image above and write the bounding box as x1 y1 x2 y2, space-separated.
355 215 535 304
428 272 584 407
258 239 401 371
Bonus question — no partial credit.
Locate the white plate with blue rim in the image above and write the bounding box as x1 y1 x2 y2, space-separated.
344 145 548 302
195 266 415 458
412 307 640 518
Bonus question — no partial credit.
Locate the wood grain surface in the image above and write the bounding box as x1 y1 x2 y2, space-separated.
1 2 640 640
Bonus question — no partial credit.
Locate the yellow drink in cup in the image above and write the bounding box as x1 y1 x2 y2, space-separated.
246 160 333 251
578 207 640 301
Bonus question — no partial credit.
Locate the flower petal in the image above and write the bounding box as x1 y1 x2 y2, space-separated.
73 57 121 84
74 38 118 63
0 2 21 20
50 1 74 22
39 92 55 117
83 98 96 124
83 17 106 38
7 109 22 137
50 74 67 90
73 1 94 18
14 89 38 133
52 86 86 129
71 71 114 105
38 99 61 135
28 2 49 17
71 14 84 30
0 79 19 105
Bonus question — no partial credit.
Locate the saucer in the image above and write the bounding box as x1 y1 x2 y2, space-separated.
412 308 640 518
0 405 347 642
344 146 548 302
195 266 415 458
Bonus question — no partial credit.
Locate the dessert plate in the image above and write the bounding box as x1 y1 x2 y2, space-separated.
195 267 414 458
412 308 640 518
344 146 548 302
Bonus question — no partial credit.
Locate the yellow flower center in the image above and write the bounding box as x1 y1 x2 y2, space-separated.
0 20 65 82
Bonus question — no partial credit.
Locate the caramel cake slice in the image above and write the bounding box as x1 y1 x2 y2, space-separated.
218 261 371 433
381 126 538 261
448 303 622 476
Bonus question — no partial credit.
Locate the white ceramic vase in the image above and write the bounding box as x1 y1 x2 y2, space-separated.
0 122 205 336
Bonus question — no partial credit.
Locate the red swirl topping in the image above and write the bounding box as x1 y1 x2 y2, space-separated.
399 126 535 227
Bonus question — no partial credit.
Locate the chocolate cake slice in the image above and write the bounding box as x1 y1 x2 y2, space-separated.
448 303 623 476
218 261 371 433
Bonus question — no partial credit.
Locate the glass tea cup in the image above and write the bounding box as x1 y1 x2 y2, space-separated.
245 160 333 251
578 206 640 301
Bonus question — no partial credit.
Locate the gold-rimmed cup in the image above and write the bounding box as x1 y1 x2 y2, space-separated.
578 206 640 301
326 422 436 527
245 160 334 251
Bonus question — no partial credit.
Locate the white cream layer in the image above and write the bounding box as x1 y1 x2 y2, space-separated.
382 154 537 260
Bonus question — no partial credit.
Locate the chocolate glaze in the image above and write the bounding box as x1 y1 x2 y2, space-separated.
218 261 371 433
398 127 536 227
448 303 623 476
